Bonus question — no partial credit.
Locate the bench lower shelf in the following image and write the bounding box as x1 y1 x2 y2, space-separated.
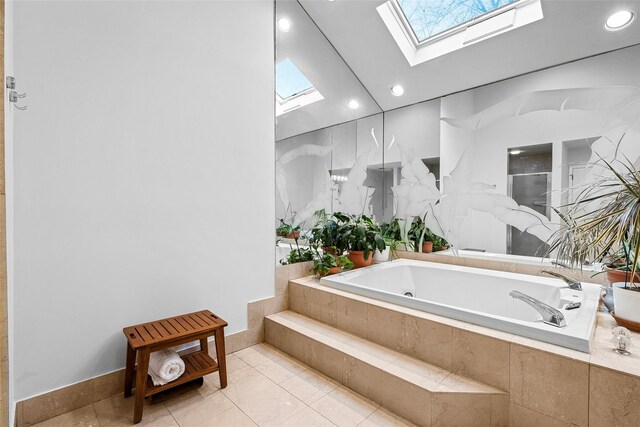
140 351 219 397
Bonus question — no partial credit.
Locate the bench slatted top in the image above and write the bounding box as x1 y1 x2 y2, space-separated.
123 310 227 350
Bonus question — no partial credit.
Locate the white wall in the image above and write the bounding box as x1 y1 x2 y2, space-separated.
384 99 440 164
462 45 640 253
12 0 274 402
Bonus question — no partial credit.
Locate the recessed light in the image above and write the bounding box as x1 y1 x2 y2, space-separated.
390 84 404 96
605 10 635 31
347 99 360 109
277 18 292 32
509 150 523 155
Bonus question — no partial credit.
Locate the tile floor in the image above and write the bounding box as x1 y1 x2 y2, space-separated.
32 343 416 427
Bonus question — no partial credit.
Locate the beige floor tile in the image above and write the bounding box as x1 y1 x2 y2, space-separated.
165 389 236 426
192 406 257 427
93 394 177 426
280 369 340 405
32 405 99 427
220 367 276 403
226 382 304 425
358 408 417 427
311 387 379 427
274 406 336 427
253 350 307 384
234 343 281 367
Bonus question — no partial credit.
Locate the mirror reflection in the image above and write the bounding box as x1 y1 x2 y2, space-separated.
275 0 640 267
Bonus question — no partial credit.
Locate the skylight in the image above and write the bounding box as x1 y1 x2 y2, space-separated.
397 0 518 43
276 59 314 99
275 58 324 117
378 0 543 66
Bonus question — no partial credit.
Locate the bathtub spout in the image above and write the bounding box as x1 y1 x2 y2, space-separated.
509 290 566 327
540 270 582 291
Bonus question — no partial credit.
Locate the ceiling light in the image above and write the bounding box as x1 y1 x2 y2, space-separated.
277 18 292 32
605 11 635 31
390 84 404 96
347 99 360 109
509 150 523 155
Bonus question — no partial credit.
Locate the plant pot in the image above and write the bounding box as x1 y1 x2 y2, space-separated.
373 247 390 263
349 250 373 268
605 266 640 284
286 231 300 239
421 242 433 253
327 266 341 275
613 282 640 323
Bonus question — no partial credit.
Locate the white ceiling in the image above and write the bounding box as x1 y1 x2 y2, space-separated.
276 0 382 141
299 0 640 111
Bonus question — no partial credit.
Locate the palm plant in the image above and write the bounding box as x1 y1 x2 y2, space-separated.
548 156 640 288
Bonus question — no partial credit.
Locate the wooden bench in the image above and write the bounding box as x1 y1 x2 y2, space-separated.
123 310 227 423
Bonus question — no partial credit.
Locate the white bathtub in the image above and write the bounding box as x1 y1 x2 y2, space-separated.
320 259 601 352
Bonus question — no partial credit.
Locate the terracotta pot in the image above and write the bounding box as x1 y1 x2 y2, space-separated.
349 250 373 268
421 242 433 253
286 231 300 239
605 266 640 284
327 266 341 275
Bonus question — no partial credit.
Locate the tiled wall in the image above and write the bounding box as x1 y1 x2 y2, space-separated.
15 262 312 426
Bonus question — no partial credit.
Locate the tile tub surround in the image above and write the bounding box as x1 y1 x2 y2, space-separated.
265 310 508 427
285 276 640 426
15 262 310 426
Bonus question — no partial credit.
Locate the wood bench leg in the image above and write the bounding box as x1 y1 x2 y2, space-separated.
214 328 227 389
124 342 136 398
200 338 209 355
133 347 150 424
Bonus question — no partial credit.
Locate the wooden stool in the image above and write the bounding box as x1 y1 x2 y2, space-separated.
123 310 227 424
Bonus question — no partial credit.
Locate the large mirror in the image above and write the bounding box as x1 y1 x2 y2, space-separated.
275 0 640 265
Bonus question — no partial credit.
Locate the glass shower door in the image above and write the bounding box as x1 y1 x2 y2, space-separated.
507 173 551 257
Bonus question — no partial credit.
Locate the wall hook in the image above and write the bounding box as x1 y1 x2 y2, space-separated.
9 90 27 110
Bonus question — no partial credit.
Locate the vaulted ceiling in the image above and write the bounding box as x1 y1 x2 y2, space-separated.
277 0 640 140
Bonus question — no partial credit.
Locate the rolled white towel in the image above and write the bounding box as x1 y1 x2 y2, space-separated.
148 349 185 386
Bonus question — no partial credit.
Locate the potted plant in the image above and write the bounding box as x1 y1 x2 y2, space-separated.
548 156 640 323
374 219 404 262
310 211 350 255
312 250 354 277
279 243 314 265
603 243 640 284
339 215 385 268
276 219 300 239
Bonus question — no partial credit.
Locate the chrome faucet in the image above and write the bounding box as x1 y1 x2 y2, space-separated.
509 290 566 327
540 270 582 291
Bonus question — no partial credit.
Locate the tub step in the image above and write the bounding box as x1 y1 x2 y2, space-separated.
265 310 508 427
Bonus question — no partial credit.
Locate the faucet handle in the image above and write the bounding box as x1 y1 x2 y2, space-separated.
541 270 582 291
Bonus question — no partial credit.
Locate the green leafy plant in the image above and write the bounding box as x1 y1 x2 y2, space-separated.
312 250 354 277
310 211 350 254
276 219 300 238
339 215 386 261
279 243 314 265
547 155 640 289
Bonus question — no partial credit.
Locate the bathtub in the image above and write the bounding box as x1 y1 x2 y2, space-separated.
320 259 601 352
